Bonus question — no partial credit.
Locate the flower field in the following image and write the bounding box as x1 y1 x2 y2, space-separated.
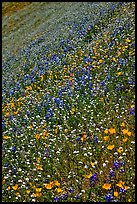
2 2 135 202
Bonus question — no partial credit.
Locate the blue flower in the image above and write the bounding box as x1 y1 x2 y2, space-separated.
100 81 105 86
113 161 119 170
74 194 80 200
106 193 113 202
11 146 16 152
94 136 98 144
53 195 60 202
68 187 74 193
76 136 81 142
90 174 97 182
110 170 115 177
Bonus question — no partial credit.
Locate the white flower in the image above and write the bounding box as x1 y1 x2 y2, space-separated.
103 163 106 168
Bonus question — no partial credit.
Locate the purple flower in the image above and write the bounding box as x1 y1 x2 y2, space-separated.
74 193 80 200
11 146 16 152
94 136 98 144
53 195 60 202
110 170 115 177
106 193 113 202
90 173 97 182
113 161 119 170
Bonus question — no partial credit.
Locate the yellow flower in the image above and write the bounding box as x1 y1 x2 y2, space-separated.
35 188 42 193
56 188 63 193
16 192 20 197
123 137 128 142
109 128 116 134
12 184 18 190
112 57 116 62
116 181 125 188
122 129 128 135
126 38 131 43
3 136 10 139
36 165 43 170
117 72 122 76
34 192 42 197
84 173 92 179
28 125 33 129
99 59 103 63
102 183 111 190
120 122 125 127
26 190 30 194
70 107 75 114
117 147 124 153
44 183 53 190
104 129 109 134
127 131 132 136
83 134 87 139
107 145 115 150
103 136 109 141
8 186 11 190
114 191 119 197
37 157 41 163
35 133 40 140
41 74 44 81
11 103 15 108
54 180 60 187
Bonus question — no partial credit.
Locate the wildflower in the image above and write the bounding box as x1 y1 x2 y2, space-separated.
84 173 92 179
26 190 30 194
35 188 42 193
36 165 43 170
8 186 11 190
102 183 111 190
109 128 116 134
110 170 115 177
56 188 63 193
126 38 131 43
123 137 128 142
70 107 75 114
94 136 98 144
116 180 125 188
54 180 60 187
113 161 119 170
28 125 33 129
34 192 42 197
117 147 124 153
90 173 97 182
44 183 53 190
104 136 109 141
127 131 132 136
107 145 115 150
16 192 20 197
11 146 16 152
12 184 18 190
120 122 125 127
106 193 113 202
35 133 40 139
122 129 128 135
3 136 10 139
104 129 109 134
117 72 122 76
53 195 60 202
42 130 48 139
114 191 119 197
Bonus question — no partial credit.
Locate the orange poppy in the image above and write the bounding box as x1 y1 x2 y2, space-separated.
114 191 119 197
102 183 111 190
103 136 109 141
109 128 116 134
107 145 115 150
